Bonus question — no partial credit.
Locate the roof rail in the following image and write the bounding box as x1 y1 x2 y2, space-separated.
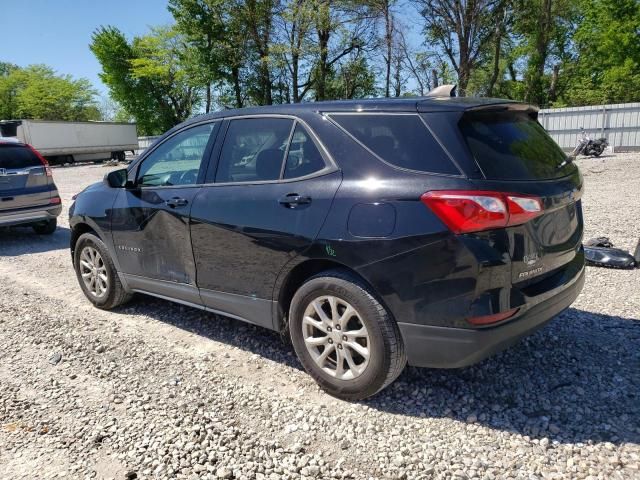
426 84 457 98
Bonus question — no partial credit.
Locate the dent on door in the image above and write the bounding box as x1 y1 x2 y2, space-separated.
111 188 198 284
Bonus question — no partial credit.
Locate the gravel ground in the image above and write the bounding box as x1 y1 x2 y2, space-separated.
0 154 638 480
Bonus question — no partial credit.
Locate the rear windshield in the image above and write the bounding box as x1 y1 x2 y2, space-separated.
0 144 42 170
329 114 459 175
459 111 572 180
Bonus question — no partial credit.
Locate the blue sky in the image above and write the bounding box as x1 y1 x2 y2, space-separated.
0 0 174 96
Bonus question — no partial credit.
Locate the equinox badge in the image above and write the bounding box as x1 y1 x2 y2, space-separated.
519 266 544 279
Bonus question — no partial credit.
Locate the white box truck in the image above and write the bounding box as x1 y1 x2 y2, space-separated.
0 120 138 164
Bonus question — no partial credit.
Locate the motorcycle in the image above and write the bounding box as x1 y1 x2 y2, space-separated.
571 127 609 157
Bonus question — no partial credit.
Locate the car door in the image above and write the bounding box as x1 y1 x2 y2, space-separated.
189 117 342 328
111 122 219 303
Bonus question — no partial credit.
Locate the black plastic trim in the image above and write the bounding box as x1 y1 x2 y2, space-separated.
398 267 585 368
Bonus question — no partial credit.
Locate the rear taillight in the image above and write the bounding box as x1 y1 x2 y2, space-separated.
27 144 52 177
50 196 61 205
421 190 543 234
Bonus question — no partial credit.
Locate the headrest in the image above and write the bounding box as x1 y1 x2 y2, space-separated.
255 149 283 180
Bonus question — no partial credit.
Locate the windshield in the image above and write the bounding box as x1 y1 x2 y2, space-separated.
0 144 42 170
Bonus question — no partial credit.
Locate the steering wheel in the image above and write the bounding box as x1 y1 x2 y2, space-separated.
179 169 198 185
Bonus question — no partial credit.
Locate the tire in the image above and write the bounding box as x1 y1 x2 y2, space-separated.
32 219 57 235
289 269 406 400
73 232 132 310
592 145 605 157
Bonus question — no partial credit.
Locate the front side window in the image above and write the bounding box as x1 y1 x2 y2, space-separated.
329 113 459 175
284 125 326 179
215 118 294 183
137 123 216 187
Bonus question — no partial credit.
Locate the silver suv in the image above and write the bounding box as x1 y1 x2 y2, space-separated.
0 139 61 234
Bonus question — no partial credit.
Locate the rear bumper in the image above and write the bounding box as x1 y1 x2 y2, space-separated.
398 265 585 368
0 204 62 227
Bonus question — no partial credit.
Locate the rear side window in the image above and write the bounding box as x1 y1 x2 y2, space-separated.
0 145 42 170
459 111 572 180
284 125 326 179
329 114 458 175
216 118 293 183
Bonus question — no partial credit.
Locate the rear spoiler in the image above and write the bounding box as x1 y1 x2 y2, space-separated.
465 103 538 114
418 86 538 115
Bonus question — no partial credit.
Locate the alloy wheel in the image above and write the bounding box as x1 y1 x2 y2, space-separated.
302 295 371 380
79 246 109 299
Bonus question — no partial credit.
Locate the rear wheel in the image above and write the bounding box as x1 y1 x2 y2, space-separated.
289 270 406 400
32 219 57 235
592 144 605 157
73 233 131 309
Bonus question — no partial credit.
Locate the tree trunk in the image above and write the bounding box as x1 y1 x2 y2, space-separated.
384 2 392 98
431 69 438 90
292 51 300 102
526 0 552 105
316 29 330 101
232 66 243 108
548 63 559 104
205 84 211 113
458 61 469 97
246 0 273 105
261 61 273 105
486 11 504 97
393 54 401 97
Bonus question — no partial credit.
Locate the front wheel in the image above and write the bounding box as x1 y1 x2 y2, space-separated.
73 233 131 309
289 270 406 400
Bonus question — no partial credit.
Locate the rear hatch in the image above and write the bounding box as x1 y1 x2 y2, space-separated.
458 107 583 285
0 143 54 212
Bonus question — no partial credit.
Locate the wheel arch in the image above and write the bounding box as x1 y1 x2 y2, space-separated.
70 219 130 291
70 222 99 261
273 258 387 332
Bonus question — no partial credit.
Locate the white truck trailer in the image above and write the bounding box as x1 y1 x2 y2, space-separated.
0 120 138 164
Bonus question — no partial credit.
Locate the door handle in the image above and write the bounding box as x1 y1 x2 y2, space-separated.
278 193 312 208
165 197 189 208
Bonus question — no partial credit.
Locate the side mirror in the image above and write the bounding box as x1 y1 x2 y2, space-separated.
104 168 130 188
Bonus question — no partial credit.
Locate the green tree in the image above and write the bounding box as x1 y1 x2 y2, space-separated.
561 0 640 106
91 26 201 135
169 0 249 110
326 54 377 99
273 0 317 102
0 64 99 121
511 0 577 106
413 0 501 97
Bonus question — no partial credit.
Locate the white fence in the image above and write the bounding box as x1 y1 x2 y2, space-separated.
538 102 640 151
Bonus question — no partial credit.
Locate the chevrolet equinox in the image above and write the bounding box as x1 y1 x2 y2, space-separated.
69 95 585 400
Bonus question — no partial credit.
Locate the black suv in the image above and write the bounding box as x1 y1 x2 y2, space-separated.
0 139 61 234
69 96 584 400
